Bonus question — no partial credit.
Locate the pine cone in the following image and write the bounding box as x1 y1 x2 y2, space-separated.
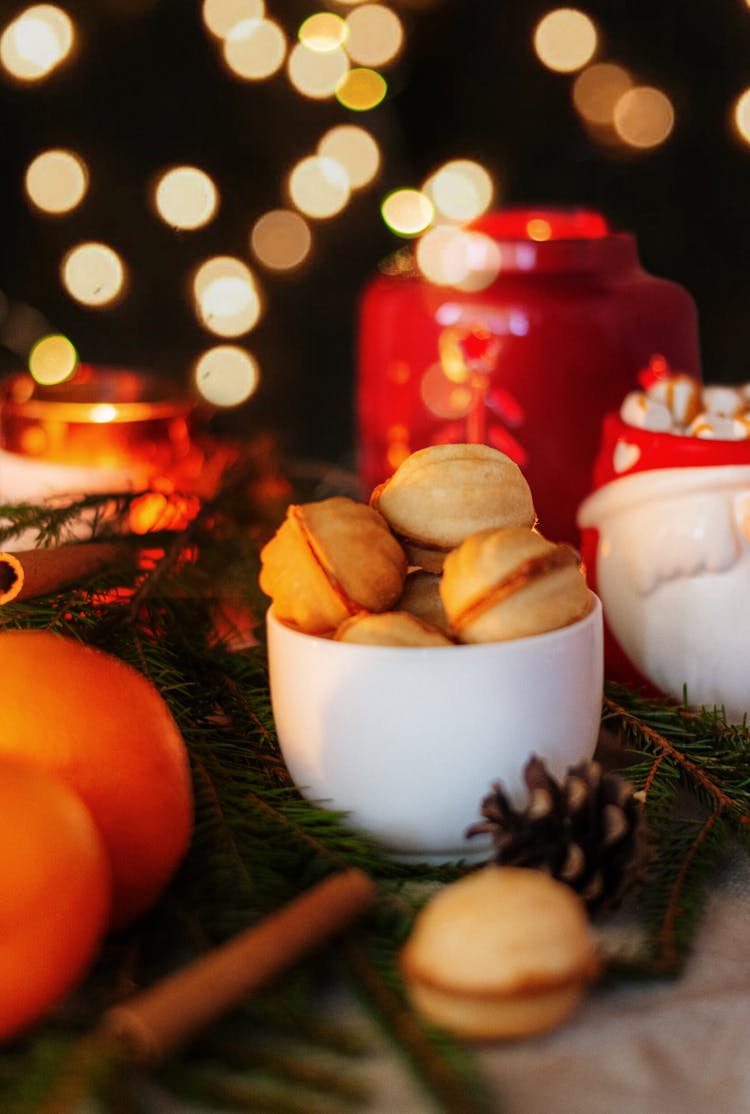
467 756 647 911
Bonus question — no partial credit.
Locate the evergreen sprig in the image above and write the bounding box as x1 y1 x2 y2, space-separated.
603 685 750 974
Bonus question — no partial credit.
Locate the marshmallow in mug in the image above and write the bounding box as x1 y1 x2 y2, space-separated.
622 373 750 439
687 413 750 441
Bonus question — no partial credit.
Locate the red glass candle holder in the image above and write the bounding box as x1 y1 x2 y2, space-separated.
356 207 701 543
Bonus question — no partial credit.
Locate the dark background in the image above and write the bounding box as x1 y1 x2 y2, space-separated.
0 0 748 467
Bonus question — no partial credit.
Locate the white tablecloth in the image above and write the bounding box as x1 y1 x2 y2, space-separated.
142 848 750 1114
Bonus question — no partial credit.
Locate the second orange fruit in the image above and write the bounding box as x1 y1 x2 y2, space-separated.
0 758 111 1040
0 630 194 930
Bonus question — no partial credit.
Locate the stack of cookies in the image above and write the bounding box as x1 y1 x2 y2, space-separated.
259 443 592 646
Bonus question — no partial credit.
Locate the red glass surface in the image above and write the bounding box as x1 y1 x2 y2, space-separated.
356 208 701 543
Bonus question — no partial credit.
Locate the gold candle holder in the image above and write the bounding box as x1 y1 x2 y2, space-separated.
0 365 195 473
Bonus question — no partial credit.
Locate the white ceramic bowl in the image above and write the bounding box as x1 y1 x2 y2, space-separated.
266 595 603 862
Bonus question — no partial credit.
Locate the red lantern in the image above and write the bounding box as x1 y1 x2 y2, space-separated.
356 208 701 543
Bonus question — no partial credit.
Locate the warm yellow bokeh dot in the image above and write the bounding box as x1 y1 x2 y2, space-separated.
0 4 74 81
24 149 88 215
250 209 312 270
420 362 473 419
416 226 500 290
298 12 347 52
192 257 261 337
335 67 387 110
733 88 750 144
153 166 219 230
287 41 348 97
288 155 350 218
28 334 78 385
194 345 260 407
572 62 632 126
202 0 264 39
318 124 380 189
344 5 403 67
613 85 674 149
381 189 434 237
423 159 494 223
61 243 126 308
533 8 597 74
223 17 286 80
527 218 552 241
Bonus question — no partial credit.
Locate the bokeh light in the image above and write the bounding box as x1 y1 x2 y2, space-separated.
613 85 674 149
28 333 78 385
381 189 434 236
423 159 494 223
194 345 260 406
61 242 126 307
572 61 632 130
24 149 88 215
415 226 501 290
202 0 264 39
288 155 350 218
318 124 380 188
335 67 387 110
420 362 473 420
298 12 347 52
0 4 75 82
287 41 348 97
533 8 597 74
344 5 404 67
153 166 219 230
193 256 261 337
222 17 286 80
250 209 312 270
733 88 750 144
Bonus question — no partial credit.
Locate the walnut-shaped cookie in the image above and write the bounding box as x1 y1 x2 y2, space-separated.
396 570 450 634
334 610 453 647
259 496 407 635
441 526 591 643
400 865 598 1041
370 444 535 572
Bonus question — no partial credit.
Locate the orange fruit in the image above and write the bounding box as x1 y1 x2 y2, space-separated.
0 630 193 930
0 758 111 1041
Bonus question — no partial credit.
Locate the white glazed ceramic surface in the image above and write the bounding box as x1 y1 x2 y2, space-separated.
578 464 750 722
266 595 603 861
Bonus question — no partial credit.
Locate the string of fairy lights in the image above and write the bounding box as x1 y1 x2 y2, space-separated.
3 2 750 408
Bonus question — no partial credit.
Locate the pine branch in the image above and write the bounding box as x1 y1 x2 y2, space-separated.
649 812 726 974
604 684 750 975
604 687 750 837
0 493 136 547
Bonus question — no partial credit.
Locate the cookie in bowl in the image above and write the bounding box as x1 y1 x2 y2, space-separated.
396 570 450 634
259 496 407 635
370 444 536 572
334 610 454 647
441 526 591 644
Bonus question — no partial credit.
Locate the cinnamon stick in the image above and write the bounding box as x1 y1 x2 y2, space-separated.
100 868 375 1063
0 543 121 605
